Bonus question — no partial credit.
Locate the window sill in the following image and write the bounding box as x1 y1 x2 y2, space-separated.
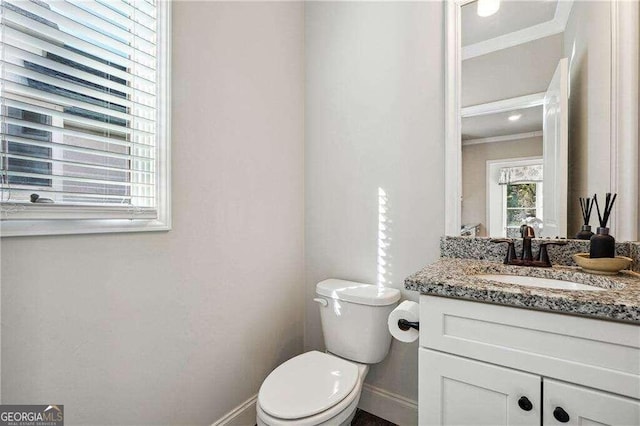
1 218 171 237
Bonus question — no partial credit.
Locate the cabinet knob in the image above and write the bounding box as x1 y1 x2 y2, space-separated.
517 396 533 411
553 407 570 423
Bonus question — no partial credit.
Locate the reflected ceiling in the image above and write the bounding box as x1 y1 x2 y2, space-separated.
462 0 558 46
462 105 543 140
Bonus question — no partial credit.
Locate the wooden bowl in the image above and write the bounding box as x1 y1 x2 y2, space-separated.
572 253 633 275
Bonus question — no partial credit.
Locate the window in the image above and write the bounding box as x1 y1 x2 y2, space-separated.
0 0 170 236
503 181 543 238
7 107 53 187
487 158 543 237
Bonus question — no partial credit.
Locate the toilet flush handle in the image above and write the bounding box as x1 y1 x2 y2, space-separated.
313 297 328 307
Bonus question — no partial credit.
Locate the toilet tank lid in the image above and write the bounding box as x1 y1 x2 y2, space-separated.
316 279 401 306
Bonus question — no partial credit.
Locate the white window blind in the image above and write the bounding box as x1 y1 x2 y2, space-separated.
0 0 165 223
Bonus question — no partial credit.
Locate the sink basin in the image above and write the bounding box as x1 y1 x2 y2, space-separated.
475 274 606 291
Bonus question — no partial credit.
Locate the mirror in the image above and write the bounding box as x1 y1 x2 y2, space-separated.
457 0 636 239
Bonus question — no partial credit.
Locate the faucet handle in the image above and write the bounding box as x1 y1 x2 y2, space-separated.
491 238 517 264
536 240 568 266
539 240 568 246
491 238 514 243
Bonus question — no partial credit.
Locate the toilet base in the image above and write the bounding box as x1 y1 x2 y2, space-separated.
257 393 360 426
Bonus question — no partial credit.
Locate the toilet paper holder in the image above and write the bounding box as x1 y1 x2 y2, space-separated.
397 319 419 331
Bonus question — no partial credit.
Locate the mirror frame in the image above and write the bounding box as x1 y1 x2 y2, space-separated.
444 0 639 241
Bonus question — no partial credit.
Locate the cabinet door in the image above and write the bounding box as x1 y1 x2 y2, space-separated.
419 348 541 426
543 379 640 425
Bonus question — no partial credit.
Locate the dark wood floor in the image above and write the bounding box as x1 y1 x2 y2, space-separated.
351 409 396 426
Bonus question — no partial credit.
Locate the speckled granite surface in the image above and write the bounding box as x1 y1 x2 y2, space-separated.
631 242 640 274
405 258 640 323
440 236 632 268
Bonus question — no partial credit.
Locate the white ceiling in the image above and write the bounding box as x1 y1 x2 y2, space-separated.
462 105 543 140
461 33 562 107
462 0 558 46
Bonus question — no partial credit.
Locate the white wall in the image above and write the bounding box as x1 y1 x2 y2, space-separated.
563 1 611 235
304 1 444 419
462 137 543 236
1 2 304 425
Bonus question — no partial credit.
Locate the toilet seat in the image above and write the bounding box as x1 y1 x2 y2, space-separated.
258 351 359 419
257 351 368 426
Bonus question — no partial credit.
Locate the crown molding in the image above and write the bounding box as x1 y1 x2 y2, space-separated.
462 0 574 60
463 131 543 146
462 92 545 118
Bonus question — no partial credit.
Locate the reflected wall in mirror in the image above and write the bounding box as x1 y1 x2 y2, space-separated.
455 0 638 240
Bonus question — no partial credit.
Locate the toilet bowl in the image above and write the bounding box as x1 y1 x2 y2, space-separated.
257 279 400 426
256 351 369 426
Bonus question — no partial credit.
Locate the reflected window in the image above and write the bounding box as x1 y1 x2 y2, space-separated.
504 182 543 237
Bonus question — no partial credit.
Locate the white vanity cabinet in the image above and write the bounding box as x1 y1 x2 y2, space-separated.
543 379 640 425
420 349 541 425
418 296 640 426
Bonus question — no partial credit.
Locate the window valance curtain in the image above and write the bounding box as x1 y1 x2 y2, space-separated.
498 164 543 185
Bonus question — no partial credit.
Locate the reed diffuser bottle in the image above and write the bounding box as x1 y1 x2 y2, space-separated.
575 196 595 240
589 193 617 258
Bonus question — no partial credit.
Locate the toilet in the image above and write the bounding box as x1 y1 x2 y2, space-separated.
256 279 401 426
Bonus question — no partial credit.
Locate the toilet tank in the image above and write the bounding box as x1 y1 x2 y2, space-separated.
315 279 401 364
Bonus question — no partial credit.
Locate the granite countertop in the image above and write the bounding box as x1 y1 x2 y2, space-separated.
405 259 640 323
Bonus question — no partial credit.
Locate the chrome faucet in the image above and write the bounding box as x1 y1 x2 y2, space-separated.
491 226 567 267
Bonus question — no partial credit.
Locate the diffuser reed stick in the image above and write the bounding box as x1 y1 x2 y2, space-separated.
593 193 617 228
579 196 594 225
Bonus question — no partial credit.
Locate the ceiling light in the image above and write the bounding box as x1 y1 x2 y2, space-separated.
477 0 500 17
508 113 522 122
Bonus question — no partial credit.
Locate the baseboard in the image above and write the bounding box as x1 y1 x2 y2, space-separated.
212 394 257 426
358 383 418 426
211 384 418 426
